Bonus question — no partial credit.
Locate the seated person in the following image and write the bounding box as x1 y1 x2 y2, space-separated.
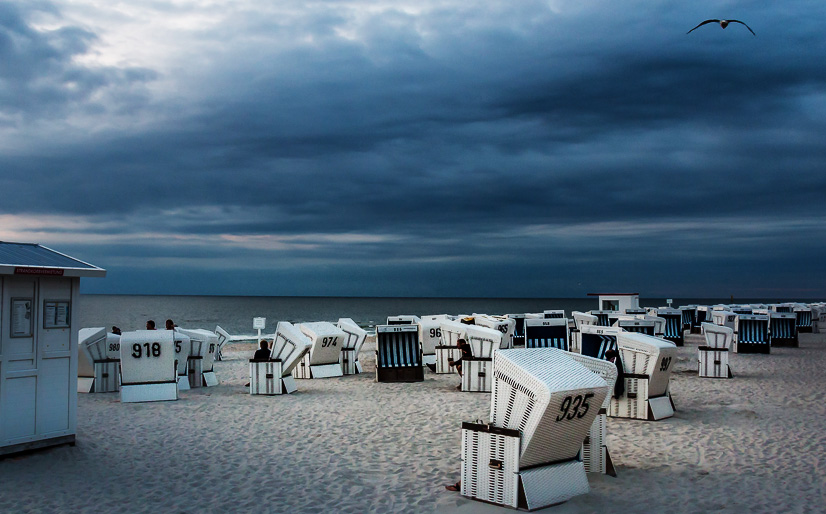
146 320 156 330
448 338 472 376
252 340 270 361
111 326 122 335
165 319 175 330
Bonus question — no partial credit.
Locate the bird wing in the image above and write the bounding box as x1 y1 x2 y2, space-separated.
728 19 756 36
687 19 720 34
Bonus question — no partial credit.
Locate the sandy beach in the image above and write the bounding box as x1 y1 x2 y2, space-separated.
2 333 825 513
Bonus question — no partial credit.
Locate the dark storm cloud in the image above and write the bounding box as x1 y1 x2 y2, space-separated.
3 0 826 296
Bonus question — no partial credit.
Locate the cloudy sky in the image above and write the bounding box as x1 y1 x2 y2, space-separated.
2 0 825 298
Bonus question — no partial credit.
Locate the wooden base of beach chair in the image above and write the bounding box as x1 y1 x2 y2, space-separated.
250 360 282 395
610 378 675 420
77 377 94 393
177 374 190 391
435 346 460 374
376 365 424 383
92 360 120 393
460 358 492 392
202 370 218 387
121 382 178 403
698 347 733 378
461 422 590 510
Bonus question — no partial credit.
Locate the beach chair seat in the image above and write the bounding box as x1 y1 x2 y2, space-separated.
733 315 770 354
698 323 733 378
461 348 609 510
769 313 798 347
78 327 119 393
176 328 220 386
213 325 230 361
524 317 569 350
590 310 614 327
294 322 346 379
570 312 598 354
119 330 177 403
337 318 367 375
375 325 423 382
249 359 284 395
461 324 502 392
651 308 684 345
543 309 565 319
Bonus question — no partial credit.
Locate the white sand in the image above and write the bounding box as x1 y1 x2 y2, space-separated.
2 333 825 513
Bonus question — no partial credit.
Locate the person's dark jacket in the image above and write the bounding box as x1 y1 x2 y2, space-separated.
252 348 270 361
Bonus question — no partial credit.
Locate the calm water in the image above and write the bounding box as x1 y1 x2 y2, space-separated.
77 295 758 339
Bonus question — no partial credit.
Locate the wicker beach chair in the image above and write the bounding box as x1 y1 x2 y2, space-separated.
769 313 798 347
524 317 570 350
293 322 346 379
473 314 515 350
609 331 677 420
543 309 566 319
78 327 119 393
176 328 220 386
733 314 770 354
250 321 312 395
794 307 813 333
119 330 177 403
172 330 191 391
570 311 598 354
375 324 423 382
460 348 609 510
419 315 449 368
698 323 733 378
213 325 230 361
614 317 657 337
337 318 367 375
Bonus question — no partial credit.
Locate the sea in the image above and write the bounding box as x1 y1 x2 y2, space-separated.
76 295 769 341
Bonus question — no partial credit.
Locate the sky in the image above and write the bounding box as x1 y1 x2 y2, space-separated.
1 0 825 298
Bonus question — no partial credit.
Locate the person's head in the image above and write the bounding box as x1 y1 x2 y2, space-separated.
146 320 156 330
604 349 617 362
259 340 268 350
165 319 175 330
112 326 121 335
457 338 466 347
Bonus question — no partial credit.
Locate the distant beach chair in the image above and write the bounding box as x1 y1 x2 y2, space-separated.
250 321 312 395
119 330 177 403
649 308 684 345
375 324 423 382
794 307 813 334
543 309 566 319
473 314 515 350
176 328 220 386
386 315 421 325
679 306 697 334
337 318 367 375
711 310 737 332
698 323 733 378
419 315 449 368
460 324 503 392
293 322 346 379
733 314 770 354
590 310 613 327
571 311 598 354
771 304 793 313
172 331 192 391
213 325 230 361
524 317 569 350
460 348 609 510
506 314 527 347
565 351 619 476
78 327 119 393
614 317 657 337
769 313 798 347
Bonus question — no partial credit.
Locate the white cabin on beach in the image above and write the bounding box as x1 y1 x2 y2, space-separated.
0 242 105 456
588 292 640 313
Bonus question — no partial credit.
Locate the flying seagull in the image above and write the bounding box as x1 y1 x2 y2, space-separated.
687 19 755 36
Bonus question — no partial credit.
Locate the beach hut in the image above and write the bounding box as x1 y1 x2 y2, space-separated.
564 351 618 476
698 323 733 378
119 330 177 403
733 314 770 354
375 324 423 382
337 318 367 375
524 317 569 350
588 292 640 313
460 348 609 510
294 322 346 379
250 321 311 395
769 313 798 347
0 242 105 456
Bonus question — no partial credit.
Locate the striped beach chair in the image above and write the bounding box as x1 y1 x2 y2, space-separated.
571 311 598 354
734 315 770 354
543 309 566 319
590 310 613 327
375 324 423 382
769 313 798 347
651 308 684 346
524 318 569 350
615 318 656 337
794 308 813 333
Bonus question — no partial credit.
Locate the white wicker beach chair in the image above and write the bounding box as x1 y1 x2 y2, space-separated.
375 324 423 382
460 348 609 510
337 318 367 375
249 321 312 395
570 311 598 354
614 317 657 337
172 330 191 391
564 351 618 476
461 324 502 392
436 319 467 374
473 315 515 350
733 314 770 354
524 317 569 350
213 325 230 361
711 310 737 331
386 314 421 325
293 322 346 379
78 327 119 393
698 323 733 378
119 330 177 403
609 332 677 420
419 315 449 367
176 328 220 386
